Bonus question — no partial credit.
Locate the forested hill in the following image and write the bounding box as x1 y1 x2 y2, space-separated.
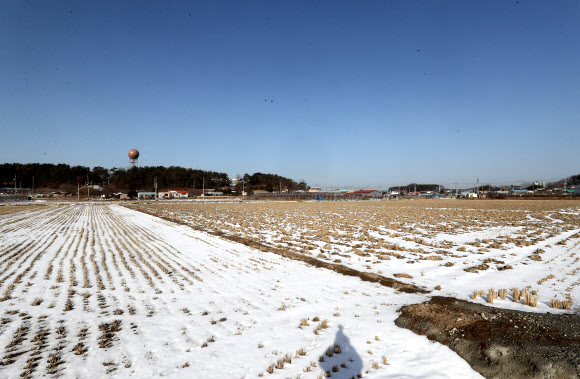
239 172 308 192
0 163 306 192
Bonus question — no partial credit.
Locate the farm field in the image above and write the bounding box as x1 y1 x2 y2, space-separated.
130 199 580 312
0 203 482 378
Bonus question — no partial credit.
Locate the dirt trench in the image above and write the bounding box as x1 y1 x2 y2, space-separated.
395 296 580 378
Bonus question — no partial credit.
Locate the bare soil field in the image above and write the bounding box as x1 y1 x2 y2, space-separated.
395 296 580 378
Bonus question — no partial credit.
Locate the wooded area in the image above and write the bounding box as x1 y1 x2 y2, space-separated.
0 163 306 193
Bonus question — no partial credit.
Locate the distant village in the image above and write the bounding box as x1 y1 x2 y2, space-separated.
1 160 579 202
3 178 578 202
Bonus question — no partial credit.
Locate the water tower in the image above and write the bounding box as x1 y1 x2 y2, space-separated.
128 149 140 167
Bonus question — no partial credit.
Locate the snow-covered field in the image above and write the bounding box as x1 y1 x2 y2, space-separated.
131 200 580 313
0 200 578 378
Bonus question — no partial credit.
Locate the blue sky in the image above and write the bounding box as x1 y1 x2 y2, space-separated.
1 1 579 188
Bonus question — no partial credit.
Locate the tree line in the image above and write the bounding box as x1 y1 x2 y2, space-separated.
0 163 306 194
547 174 580 188
235 172 308 193
388 183 444 192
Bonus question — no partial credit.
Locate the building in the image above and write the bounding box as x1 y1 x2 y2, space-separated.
137 192 156 200
203 191 224 196
157 190 188 199
172 190 188 198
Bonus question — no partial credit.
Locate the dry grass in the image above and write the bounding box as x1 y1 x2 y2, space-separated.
538 274 555 285
275 359 284 369
487 289 498 303
471 287 563 310
470 289 485 299
550 298 573 309
31 298 43 306
313 319 329 335
72 343 86 355
498 289 507 300
512 288 521 303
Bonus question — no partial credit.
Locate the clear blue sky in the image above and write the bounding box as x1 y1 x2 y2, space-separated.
1 1 578 189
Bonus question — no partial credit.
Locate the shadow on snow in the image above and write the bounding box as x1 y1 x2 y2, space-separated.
319 325 362 378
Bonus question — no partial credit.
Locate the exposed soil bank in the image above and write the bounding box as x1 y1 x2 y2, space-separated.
395 296 580 378
129 206 429 294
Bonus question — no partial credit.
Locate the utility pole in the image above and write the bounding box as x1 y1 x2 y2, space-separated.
154 177 158 200
77 183 80 202
202 177 205 197
280 181 282 193
32 176 34 197
14 175 17 194
87 174 90 200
